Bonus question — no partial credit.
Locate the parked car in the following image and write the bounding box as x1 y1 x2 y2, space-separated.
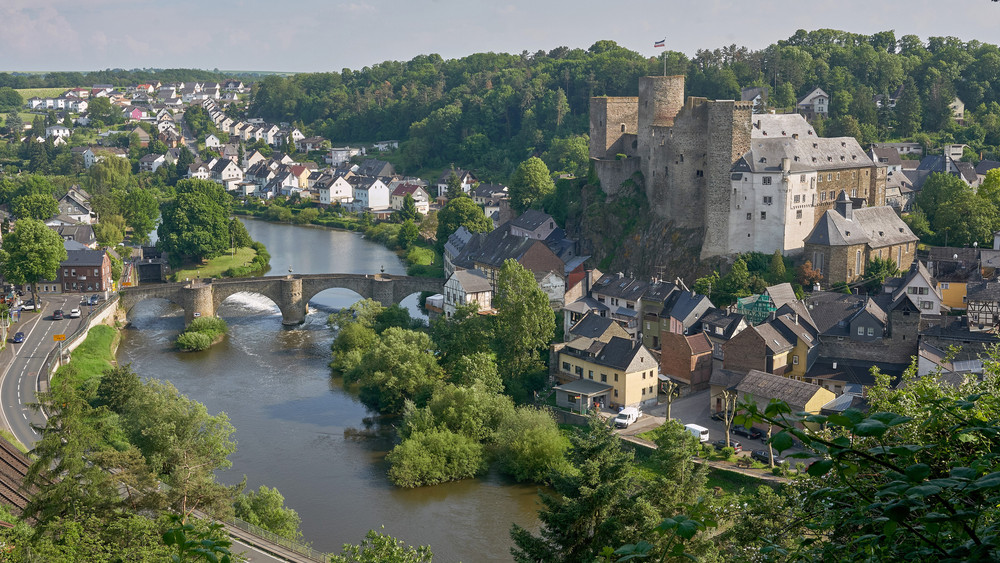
710 410 732 422
20 301 35 310
732 426 765 440
52 309 64 320
69 308 81 318
614 407 641 429
713 439 742 453
88 294 100 306
750 450 783 465
11 332 24 343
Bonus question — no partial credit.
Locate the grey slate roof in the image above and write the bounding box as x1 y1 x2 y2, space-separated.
804 195 918 248
765 283 796 309
975 160 1000 175
554 379 614 395
870 147 902 167
967 280 1000 302
754 323 794 353
955 161 978 184
737 369 826 408
569 311 619 339
663 291 713 328
698 307 745 340
593 273 650 301
750 114 815 139
511 209 554 232
63 248 105 267
450 269 492 294
593 336 646 371
806 359 906 387
805 291 869 336
736 136 873 174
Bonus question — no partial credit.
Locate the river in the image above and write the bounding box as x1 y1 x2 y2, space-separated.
118 218 541 562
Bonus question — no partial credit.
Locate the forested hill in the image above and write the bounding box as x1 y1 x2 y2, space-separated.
248 29 1000 181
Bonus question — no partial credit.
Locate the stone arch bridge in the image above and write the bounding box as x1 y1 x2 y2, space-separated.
119 273 444 326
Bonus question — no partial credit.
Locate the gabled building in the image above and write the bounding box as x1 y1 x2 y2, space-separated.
389 183 430 215
57 187 95 225
436 168 478 198
722 321 795 375
355 158 394 178
796 87 829 119
553 335 659 409
348 176 390 211
803 191 918 285
886 261 944 314
443 269 493 319
139 153 166 173
697 308 748 360
659 331 713 390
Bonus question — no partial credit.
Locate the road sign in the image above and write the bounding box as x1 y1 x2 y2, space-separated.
193 312 202 318
53 334 66 342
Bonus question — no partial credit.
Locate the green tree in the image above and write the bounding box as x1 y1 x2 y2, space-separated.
769 250 786 283
494 406 569 482
120 188 159 244
509 157 555 213
94 220 125 247
434 196 492 252
396 193 420 223
0 217 68 307
329 528 432 563
347 327 444 415
396 219 419 249
445 169 465 199
96 364 143 414
10 192 58 220
493 259 555 382
0 87 22 112
87 96 120 125
510 417 655 562
157 180 233 264
431 303 497 369
542 135 590 178
233 485 303 541
863 256 900 292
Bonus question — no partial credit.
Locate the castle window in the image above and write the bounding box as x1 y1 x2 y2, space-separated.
827 173 832 181
679 154 684 163
621 123 626 132
796 210 803 219
851 189 857 197
763 196 773 205
665 166 669 174
762 176 772 185
836 172 841 180
793 195 800 203
818 174 822 182
746 213 752 220
760 211 766 220
759 157 766 163
829 191 835 200
800 174 806 182
820 192 826 202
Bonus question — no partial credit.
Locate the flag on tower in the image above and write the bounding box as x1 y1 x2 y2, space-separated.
654 39 665 48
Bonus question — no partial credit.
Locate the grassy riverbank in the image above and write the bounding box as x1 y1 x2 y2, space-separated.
171 247 258 281
52 324 118 389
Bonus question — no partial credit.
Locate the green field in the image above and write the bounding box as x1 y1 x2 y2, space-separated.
14 87 69 99
171 247 258 281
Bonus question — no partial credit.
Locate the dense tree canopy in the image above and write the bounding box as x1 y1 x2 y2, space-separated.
0 217 68 306
157 179 233 264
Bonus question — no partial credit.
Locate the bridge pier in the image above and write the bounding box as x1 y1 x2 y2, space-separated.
184 283 215 325
278 277 306 325
372 276 395 307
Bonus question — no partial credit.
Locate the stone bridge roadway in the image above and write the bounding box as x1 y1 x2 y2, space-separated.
119 273 445 325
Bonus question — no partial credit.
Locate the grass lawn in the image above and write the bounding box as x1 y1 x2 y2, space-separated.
52 324 118 389
0 430 28 455
15 87 69 99
171 247 258 281
706 466 775 495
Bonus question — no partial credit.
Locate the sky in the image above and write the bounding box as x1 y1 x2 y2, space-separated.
2 0 999 73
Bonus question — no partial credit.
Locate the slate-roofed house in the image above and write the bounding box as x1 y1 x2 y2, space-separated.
188 162 211 180
697 308 748 360
210 158 243 187
796 87 829 119
54 223 97 248
444 226 475 278
348 176 390 211
926 247 981 310
50 249 112 295
803 191 918 285
57 187 94 225
553 335 659 409
722 321 795 375
662 290 713 336
443 269 493 318
389 183 430 215
462 227 564 293
139 153 166 173
472 183 508 205
567 311 630 342
889 261 944 314
315 173 353 206
355 159 395 178
976 160 1000 184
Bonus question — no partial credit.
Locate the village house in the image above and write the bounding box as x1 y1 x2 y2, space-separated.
710 369 835 427
659 330 714 390
348 176 390 212
796 87 829 119
436 168 478 198
389 183 430 215
553 335 659 410
57 187 95 225
139 153 166 173
443 269 493 318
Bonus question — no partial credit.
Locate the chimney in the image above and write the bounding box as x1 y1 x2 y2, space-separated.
835 190 853 220
781 157 791 173
793 312 798 324
832 361 838 370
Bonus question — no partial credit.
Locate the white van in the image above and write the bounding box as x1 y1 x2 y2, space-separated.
614 407 641 428
684 424 710 443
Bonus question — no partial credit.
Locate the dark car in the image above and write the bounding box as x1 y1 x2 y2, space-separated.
711 410 734 422
12 332 24 343
713 439 742 453
88 294 100 306
732 426 752 438
53 309 64 320
750 450 783 465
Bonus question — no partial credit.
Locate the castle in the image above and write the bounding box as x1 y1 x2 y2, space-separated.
589 75 886 260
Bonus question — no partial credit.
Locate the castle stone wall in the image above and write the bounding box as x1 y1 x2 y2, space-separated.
702 100 753 259
590 97 639 159
593 157 641 196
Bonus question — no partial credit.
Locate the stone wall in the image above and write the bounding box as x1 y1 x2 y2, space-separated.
593 157 642 196
702 100 753 259
812 166 877 220
817 336 918 365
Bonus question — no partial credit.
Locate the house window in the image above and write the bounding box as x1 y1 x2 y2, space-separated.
829 191 835 200
857 326 865 336
827 173 832 181
601 373 607 382
575 366 583 376
562 362 570 371
614 374 619 382
792 355 799 365
796 210 803 219
867 327 875 336
614 389 619 397
762 176 772 185
763 196 773 205
588 370 594 380
642 388 646 395
760 212 766 220
941 282 950 289
746 213 752 220
856 250 862 276
836 172 841 180
851 189 857 197
820 192 827 202
71 269 76 276
621 123 626 133
921 301 933 309
696 170 704 177
818 174 823 183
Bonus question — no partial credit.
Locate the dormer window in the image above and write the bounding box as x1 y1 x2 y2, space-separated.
759 157 766 163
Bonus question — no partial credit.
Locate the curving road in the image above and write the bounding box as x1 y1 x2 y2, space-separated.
0 295 93 449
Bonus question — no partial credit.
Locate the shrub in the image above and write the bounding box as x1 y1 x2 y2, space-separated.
494 407 569 483
721 446 736 460
176 331 212 351
386 429 486 487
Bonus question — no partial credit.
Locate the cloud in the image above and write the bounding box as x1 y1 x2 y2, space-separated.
337 2 376 15
0 4 80 60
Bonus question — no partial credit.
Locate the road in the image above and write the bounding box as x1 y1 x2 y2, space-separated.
0 295 93 449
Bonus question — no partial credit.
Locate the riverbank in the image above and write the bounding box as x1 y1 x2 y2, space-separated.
170 241 271 282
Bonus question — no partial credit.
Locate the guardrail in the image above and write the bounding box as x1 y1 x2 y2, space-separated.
222 516 329 562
